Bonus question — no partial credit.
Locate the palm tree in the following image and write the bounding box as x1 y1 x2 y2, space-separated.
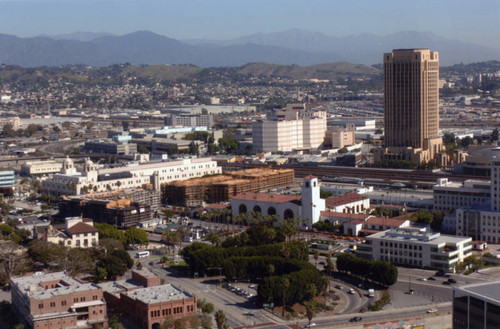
281 277 290 317
313 250 320 267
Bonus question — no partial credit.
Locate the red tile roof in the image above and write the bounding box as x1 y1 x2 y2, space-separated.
320 211 370 221
325 192 367 207
67 222 98 235
364 216 407 227
205 203 231 210
232 192 301 204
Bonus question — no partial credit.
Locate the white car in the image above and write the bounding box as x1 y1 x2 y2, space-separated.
418 277 427 281
348 288 355 294
305 323 316 328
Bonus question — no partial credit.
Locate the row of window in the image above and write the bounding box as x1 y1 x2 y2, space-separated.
150 305 194 318
379 241 423 250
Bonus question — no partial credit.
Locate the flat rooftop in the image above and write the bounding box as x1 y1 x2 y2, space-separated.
98 280 143 294
454 281 500 306
11 272 101 300
124 284 192 304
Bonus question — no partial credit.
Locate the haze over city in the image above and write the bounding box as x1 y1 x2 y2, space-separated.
1 1 500 329
0 0 499 48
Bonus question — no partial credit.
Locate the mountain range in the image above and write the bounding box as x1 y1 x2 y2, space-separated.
0 29 498 67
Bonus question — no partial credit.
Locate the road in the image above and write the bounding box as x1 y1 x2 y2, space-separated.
143 256 281 328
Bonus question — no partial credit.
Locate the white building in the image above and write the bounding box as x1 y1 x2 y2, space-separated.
231 176 325 228
36 217 99 248
356 227 472 271
433 178 490 212
21 160 63 176
452 148 500 243
42 157 221 196
252 109 327 152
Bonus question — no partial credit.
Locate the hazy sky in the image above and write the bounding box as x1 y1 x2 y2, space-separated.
1 0 499 48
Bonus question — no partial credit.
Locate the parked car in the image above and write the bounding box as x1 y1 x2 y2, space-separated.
348 288 355 294
350 316 362 322
427 308 438 313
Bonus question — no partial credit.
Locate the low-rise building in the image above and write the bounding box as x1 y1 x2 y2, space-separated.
0 170 15 194
36 217 99 248
433 178 490 212
42 157 221 196
21 160 63 176
356 227 472 271
120 284 197 329
10 271 107 329
453 281 500 329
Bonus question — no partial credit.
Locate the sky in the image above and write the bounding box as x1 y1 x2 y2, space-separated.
0 0 499 48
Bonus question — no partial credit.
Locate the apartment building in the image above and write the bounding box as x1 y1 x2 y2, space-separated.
356 227 472 271
10 272 107 329
165 114 214 129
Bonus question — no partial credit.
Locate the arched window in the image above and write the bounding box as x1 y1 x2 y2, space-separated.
284 209 294 219
267 207 277 216
239 204 247 214
253 205 262 213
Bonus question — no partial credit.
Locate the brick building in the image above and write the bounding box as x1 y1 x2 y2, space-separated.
10 272 107 329
163 168 294 206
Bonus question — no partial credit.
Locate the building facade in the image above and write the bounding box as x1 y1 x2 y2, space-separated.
381 49 443 163
165 114 214 129
453 281 500 329
356 227 472 271
21 161 63 176
231 176 325 228
42 157 221 196
119 285 197 329
433 178 491 212
36 217 99 248
252 109 327 152
10 272 107 329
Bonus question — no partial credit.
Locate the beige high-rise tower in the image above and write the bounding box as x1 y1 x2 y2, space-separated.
382 49 442 163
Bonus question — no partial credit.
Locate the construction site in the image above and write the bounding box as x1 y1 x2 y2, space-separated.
58 187 161 227
162 168 295 206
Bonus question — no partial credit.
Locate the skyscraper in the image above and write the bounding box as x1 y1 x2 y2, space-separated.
381 49 443 163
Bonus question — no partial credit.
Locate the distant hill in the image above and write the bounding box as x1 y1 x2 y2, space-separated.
237 62 381 80
185 29 500 66
0 29 498 68
0 62 383 86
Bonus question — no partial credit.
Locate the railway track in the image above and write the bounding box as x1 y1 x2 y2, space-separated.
218 162 479 185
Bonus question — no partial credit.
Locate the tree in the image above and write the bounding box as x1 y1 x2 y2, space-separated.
201 315 212 329
0 241 30 279
205 232 221 247
138 145 150 154
98 255 127 280
161 316 174 329
313 250 320 267
492 128 499 142
189 315 199 329
305 302 317 328
174 318 186 329
214 310 226 329
125 227 149 246
95 223 126 244
281 277 290 316
99 238 125 255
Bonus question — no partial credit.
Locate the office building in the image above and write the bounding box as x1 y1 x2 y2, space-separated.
453 281 500 329
380 49 443 163
10 271 107 329
0 116 20 130
329 124 356 149
454 148 500 243
42 157 221 196
253 108 327 153
433 178 490 212
165 114 214 129
356 227 472 271
83 138 137 155
120 284 196 329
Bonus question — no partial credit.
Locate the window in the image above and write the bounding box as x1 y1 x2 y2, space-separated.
50 302 55 307
39 303 44 309
62 301 66 306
